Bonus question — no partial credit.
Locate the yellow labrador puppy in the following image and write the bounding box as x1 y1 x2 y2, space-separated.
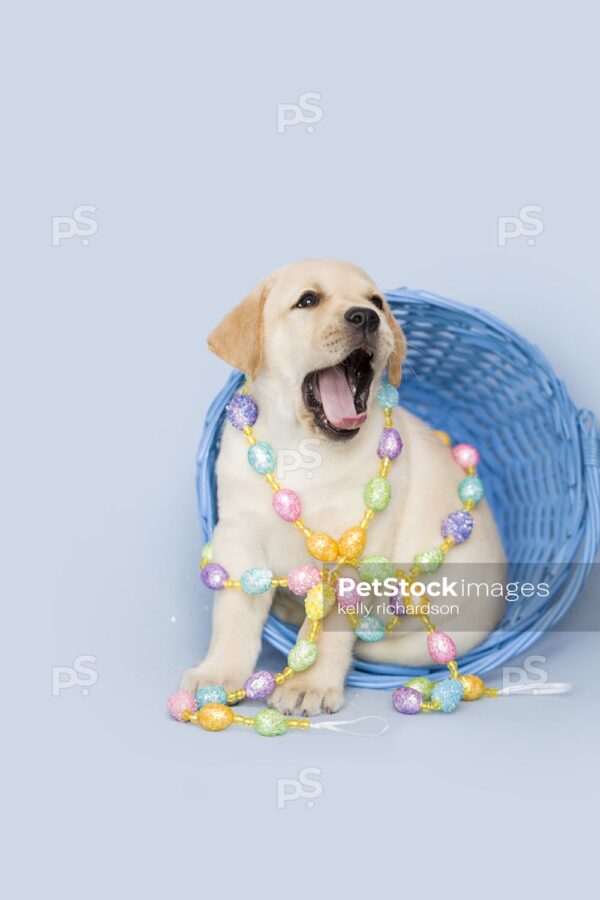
182 260 505 715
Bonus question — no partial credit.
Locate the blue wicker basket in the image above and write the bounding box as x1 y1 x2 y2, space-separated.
196 288 600 688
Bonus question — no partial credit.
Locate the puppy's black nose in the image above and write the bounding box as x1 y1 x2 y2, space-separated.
345 306 380 333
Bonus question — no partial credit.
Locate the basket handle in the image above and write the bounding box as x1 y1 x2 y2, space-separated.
577 409 600 560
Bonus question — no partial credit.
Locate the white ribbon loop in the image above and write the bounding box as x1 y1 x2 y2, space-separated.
311 715 390 735
498 681 572 696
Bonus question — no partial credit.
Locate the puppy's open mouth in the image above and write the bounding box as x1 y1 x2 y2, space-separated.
302 347 375 440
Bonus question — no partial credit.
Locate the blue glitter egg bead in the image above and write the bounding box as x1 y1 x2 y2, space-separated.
376 382 399 409
431 677 464 713
195 684 227 708
240 567 273 595
355 616 386 642
247 441 275 474
458 476 484 505
441 509 474 544
226 393 258 430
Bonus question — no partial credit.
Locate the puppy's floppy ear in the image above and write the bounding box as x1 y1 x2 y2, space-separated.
207 279 271 379
383 301 406 388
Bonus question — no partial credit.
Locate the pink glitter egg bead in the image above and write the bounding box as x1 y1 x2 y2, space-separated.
167 690 198 722
287 564 322 596
335 577 361 610
272 488 302 522
427 631 457 664
452 443 480 470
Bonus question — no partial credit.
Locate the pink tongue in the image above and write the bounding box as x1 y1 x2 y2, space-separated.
318 366 367 430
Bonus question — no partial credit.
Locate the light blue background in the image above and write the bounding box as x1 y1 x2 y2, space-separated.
3 2 599 897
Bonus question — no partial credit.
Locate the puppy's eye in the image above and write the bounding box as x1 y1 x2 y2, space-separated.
370 295 384 310
294 291 321 309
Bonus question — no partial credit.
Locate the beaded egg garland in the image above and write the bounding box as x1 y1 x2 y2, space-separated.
168 378 501 737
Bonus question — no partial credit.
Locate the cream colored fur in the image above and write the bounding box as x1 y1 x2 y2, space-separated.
181 260 505 716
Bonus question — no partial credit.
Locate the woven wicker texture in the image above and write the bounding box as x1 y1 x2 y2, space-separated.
196 289 600 687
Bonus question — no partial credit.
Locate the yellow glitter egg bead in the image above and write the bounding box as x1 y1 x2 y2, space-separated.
306 532 339 562
305 583 336 620
459 675 485 701
196 703 234 731
338 526 367 558
433 430 451 447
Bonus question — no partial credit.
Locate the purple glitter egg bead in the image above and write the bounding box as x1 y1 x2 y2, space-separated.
441 509 474 544
272 488 302 522
335 576 361 610
167 690 198 722
287 564 322 596
201 562 229 590
226 393 258 430
387 584 407 616
392 686 423 715
378 428 403 460
244 670 277 700
427 631 457 664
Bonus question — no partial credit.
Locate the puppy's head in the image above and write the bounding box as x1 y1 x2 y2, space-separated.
208 259 406 441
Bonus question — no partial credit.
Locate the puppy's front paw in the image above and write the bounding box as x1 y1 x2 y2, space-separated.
268 682 345 717
180 664 250 695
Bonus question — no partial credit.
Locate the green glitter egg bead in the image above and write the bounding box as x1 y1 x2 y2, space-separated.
254 708 289 737
413 547 445 574
405 676 435 700
458 476 485 505
247 441 276 475
287 640 318 672
199 540 214 570
240 567 273 595
358 555 396 583
364 477 392 511
355 616 386 642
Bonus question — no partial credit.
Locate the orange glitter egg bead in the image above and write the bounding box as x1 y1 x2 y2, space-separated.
306 532 339 562
196 703 234 731
338 526 367 558
459 675 485 701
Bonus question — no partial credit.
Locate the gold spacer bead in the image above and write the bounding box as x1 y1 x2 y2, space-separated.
384 409 393 426
242 425 256 446
379 457 391 477
385 615 400 632
180 709 192 722
465 465 476 476
243 716 255 726
264 473 281 492
447 660 459 678
420 614 436 633
345 611 360 628
308 622 321 642
299 720 311 729
484 687 499 698
440 537 455 553
359 508 375 529
233 714 245 724
294 518 312 538
464 499 476 512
